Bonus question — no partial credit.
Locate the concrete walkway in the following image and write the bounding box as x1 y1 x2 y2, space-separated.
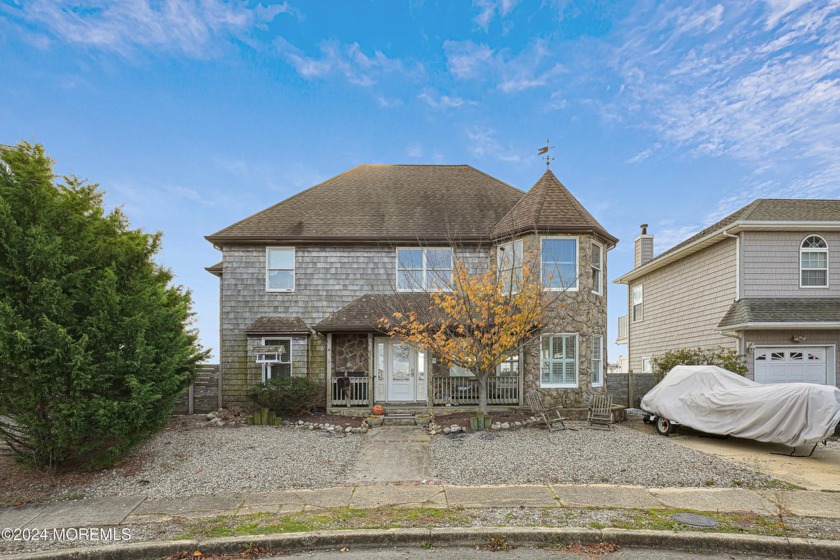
345 426 435 484
3 484 840 531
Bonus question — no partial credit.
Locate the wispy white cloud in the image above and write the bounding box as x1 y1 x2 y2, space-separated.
611 0 840 201
465 125 522 162
4 0 290 57
277 38 416 86
472 0 520 31
406 143 423 158
444 39 564 93
417 89 476 110
625 143 661 164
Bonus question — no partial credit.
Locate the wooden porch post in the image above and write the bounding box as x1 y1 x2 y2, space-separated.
326 333 333 409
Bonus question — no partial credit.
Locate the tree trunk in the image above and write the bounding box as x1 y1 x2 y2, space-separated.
477 371 489 415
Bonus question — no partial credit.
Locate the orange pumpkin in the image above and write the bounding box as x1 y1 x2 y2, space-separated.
372 404 385 416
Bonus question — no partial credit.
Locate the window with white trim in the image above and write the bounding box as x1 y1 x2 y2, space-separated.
800 235 828 287
641 357 652 374
397 248 452 291
497 239 523 292
632 284 643 322
542 237 578 290
541 334 578 387
591 242 603 295
449 365 474 377
498 353 519 376
266 248 295 292
257 338 292 381
591 336 603 386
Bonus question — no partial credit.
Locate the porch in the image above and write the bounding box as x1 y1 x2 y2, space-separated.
330 374 521 408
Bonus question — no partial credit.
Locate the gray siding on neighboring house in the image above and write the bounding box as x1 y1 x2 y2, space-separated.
743 330 840 387
742 231 840 298
628 238 738 373
220 245 489 405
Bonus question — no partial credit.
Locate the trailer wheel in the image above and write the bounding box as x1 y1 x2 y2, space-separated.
655 417 675 436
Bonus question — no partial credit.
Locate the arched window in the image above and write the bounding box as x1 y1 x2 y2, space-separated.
800 235 828 287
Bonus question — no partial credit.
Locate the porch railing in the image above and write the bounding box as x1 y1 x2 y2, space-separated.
331 377 370 406
431 376 519 406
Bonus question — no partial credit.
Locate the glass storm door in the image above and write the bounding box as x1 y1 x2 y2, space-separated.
387 341 417 401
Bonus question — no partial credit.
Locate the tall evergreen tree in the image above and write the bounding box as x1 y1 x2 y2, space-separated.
0 142 207 469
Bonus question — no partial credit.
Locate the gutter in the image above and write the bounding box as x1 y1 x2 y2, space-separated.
719 321 840 332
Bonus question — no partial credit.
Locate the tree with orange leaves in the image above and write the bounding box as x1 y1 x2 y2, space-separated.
380 259 556 415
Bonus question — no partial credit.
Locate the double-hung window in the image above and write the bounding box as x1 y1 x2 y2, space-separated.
591 242 603 295
541 334 578 387
257 338 292 381
497 239 523 292
632 284 643 322
541 237 577 290
498 353 519 376
800 235 828 288
397 248 452 291
591 335 603 387
266 247 295 292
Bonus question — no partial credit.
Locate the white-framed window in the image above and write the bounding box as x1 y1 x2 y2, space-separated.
632 284 644 322
641 357 652 374
498 353 519 376
266 247 295 292
591 336 603 387
591 241 604 295
541 237 578 290
397 247 452 291
258 338 292 381
497 239 523 292
449 365 474 377
541 333 578 387
800 235 828 288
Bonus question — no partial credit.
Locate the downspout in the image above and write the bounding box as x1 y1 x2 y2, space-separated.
721 229 742 355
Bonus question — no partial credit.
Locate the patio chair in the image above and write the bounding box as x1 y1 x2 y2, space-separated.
588 392 613 430
525 390 567 432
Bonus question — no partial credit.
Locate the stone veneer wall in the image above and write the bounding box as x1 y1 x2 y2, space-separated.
219 245 488 406
333 334 370 373
513 232 611 408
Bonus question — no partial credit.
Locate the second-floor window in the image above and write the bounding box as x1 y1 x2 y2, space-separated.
266 247 295 292
497 239 523 292
397 247 452 291
632 284 643 322
800 235 828 288
542 237 578 290
591 241 604 295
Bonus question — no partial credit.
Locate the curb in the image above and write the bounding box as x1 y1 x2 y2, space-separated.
5 527 840 560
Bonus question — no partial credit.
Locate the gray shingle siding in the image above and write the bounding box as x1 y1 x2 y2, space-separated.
742 231 840 298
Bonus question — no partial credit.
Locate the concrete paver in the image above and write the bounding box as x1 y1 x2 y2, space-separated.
445 485 558 508
650 488 778 516
16 496 145 529
0 503 45 530
349 485 447 509
346 426 434 483
760 489 840 518
552 484 663 509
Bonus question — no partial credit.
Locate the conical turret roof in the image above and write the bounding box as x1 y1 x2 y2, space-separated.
492 169 617 243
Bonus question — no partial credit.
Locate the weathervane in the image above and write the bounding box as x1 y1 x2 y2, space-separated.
538 138 555 167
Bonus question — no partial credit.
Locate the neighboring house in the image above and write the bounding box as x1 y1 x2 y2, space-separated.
616 199 840 388
206 164 618 413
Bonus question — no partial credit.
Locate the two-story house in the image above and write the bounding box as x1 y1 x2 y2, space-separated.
616 199 840 389
207 164 617 413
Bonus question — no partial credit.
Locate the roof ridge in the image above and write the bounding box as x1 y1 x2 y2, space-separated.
737 199 765 222
464 165 525 195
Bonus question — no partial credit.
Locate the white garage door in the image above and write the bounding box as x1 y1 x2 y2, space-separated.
754 347 827 384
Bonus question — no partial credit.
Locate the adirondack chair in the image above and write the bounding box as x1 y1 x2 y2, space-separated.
588 392 614 429
525 390 567 432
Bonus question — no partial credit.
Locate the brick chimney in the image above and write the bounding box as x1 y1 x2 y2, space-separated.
635 224 654 268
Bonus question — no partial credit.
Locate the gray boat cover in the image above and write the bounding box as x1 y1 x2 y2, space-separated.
640 365 840 448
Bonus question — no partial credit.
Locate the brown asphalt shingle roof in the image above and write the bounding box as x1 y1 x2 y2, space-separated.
718 298 840 329
492 169 617 243
245 316 311 335
314 293 438 332
207 164 524 244
653 199 840 263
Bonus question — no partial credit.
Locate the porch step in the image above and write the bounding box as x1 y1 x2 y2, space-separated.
382 413 419 426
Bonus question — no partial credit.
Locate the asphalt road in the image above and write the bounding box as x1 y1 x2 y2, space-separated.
267 545 782 559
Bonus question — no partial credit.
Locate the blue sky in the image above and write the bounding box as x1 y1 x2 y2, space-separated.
2 0 839 363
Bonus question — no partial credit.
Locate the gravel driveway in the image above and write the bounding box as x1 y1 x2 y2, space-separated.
429 422 781 488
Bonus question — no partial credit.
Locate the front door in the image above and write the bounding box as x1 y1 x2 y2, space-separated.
387 341 416 401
